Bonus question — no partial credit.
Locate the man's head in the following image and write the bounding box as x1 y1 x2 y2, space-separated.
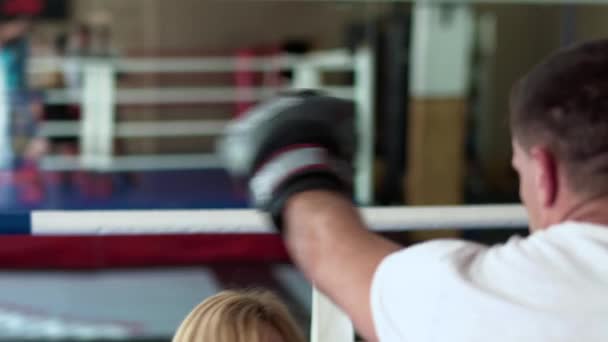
510 39 608 231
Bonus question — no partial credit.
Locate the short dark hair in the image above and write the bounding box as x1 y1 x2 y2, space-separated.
510 39 608 194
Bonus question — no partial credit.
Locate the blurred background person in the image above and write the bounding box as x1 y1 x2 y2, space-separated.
0 0 46 205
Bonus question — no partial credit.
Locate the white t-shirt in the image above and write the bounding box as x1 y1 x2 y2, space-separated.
371 221 608 342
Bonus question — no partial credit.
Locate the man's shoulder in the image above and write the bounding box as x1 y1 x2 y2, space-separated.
371 240 492 342
545 221 608 236
381 239 488 268
371 223 608 342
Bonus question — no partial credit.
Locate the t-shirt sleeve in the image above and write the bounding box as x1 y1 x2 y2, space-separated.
370 239 487 342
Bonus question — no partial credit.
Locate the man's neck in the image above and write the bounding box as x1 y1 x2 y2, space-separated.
557 193 608 227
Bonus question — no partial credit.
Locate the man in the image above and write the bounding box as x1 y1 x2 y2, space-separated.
219 40 608 341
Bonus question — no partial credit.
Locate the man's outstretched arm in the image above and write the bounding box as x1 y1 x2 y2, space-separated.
219 92 401 340
284 191 401 341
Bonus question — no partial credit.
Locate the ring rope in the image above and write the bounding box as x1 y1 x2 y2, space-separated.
0 204 529 235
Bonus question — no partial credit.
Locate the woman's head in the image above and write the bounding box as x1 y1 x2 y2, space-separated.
173 290 305 342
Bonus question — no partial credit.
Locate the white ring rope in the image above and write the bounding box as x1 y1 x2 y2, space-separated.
30 204 528 235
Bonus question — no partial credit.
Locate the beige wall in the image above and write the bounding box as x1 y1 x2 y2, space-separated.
576 5 608 41
475 5 561 195
71 1 387 53
474 4 608 197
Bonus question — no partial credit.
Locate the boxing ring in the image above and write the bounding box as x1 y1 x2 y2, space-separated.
33 46 373 198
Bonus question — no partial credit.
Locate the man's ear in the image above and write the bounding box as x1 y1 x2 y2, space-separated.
530 146 558 208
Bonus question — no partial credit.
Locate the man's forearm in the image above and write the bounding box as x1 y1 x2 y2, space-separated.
283 190 401 340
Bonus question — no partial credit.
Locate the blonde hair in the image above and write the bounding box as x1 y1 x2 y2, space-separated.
172 289 305 342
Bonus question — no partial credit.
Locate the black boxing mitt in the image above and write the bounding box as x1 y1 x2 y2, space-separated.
218 90 356 230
